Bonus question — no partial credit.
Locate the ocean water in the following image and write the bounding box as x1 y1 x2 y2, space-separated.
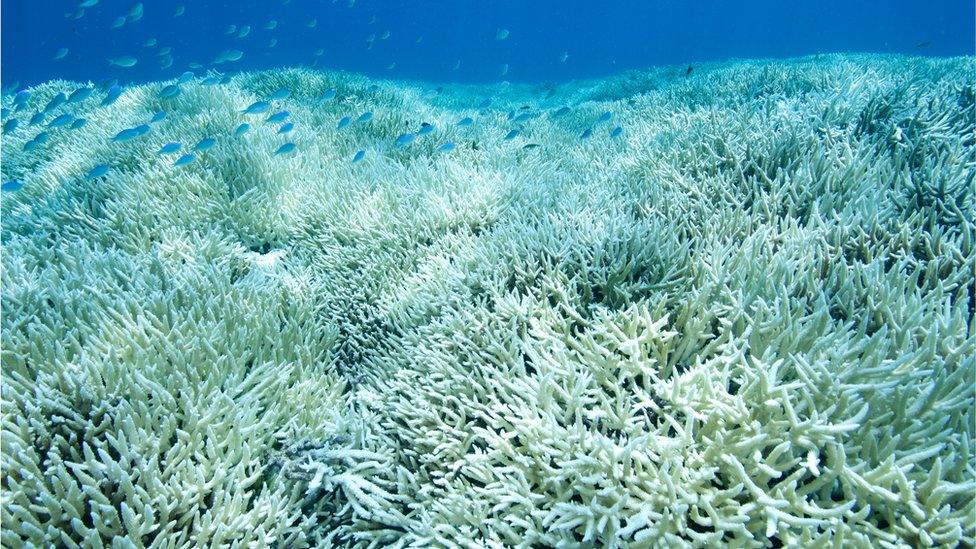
1 1 975 548
2 0 974 86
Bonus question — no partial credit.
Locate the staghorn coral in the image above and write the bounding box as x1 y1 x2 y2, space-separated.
1 54 974 547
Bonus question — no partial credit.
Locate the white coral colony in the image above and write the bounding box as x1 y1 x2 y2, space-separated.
0 55 974 548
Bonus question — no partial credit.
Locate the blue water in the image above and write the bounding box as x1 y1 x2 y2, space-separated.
2 0 974 88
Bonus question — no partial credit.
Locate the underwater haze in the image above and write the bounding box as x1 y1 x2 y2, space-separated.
1 0 975 86
2 1 975 548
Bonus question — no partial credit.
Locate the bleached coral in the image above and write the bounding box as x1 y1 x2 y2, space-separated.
2 54 973 547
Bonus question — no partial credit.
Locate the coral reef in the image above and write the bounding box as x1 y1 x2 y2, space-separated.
1 54 974 547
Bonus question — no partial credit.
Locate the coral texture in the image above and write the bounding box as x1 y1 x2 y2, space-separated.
1 54 974 547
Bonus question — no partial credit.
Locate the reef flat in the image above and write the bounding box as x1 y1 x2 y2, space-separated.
1 54 974 547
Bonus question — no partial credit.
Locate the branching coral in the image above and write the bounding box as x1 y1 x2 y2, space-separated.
2 54 973 547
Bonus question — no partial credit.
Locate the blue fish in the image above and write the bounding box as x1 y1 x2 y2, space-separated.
173 153 196 167
85 164 110 180
610 126 623 138
395 133 415 147
200 76 221 86
277 122 294 135
319 88 337 101
1 180 24 192
33 131 49 144
417 123 434 136
553 106 571 117
29 112 45 125
337 116 351 129
159 84 181 99
149 111 167 123
101 85 122 106
479 98 492 108
67 87 93 103
356 111 373 123
13 90 29 106
178 71 195 84
234 123 251 136
352 149 365 163
23 139 39 152
1 108 10 118
503 129 520 140
596 111 612 123
3 118 19 133
514 112 534 123
274 142 296 155
242 100 270 114
457 117 473 126
268 88 291 100
194 137 216 151
111 124 150 142
70 118 87 130
158 142 181 154
436 141 455 153
266 111 289 123
43 93 67 113
580 127 593 139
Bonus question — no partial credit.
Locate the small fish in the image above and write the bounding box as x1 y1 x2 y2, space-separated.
79 0 99 7
70 118 87 129
560 51 569 63
85 164 110 180
553 106 571 117
522 143 541 150
173 153 196 167
1 180 24 192
274 142 296 155
43 92 67 113
337 116 351 129
47 114 74 128
610 126 623 138
596 111 612 123
23 139 39 152
264 20 278 30
395 132 415 147
479 98 492 108
178 71 195 84
159 84 181 99
157 47 172 56
149 111 166 123
503 129 519 140
111 124 149 142
495 28 510 40
352 149 365 163
277 122 294 134
380 30 390 39
225 24 237 35
234 123 251 136
33 132 49 144
54 48 69 60
268 39 278 48
243 100 270 114
685 65 693 76
237 25 251 38
29 112 46 126
500 64 509 76
319 88 337 101
101 85 122 106
513 112 534 123
194 137 216 151
188 62 203 69
111 16 126 29
3 118 19 133
160 56 174 69
306 19 317 28
417 122 434 136
128 3 143 20
436 141 455 153
269 88 291 100
200 76 221 86
144 37 158 47
174 5 185 16
356 111 373 123
109 56 137 68
916 41 932 48
266 111 289 123
580 127 592 139
13 90 30 106
68 87 93 104
214 50 244 64
457 117 474 126
158 142 181 154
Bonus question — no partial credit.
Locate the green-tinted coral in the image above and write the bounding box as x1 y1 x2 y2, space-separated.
2 54 973 547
